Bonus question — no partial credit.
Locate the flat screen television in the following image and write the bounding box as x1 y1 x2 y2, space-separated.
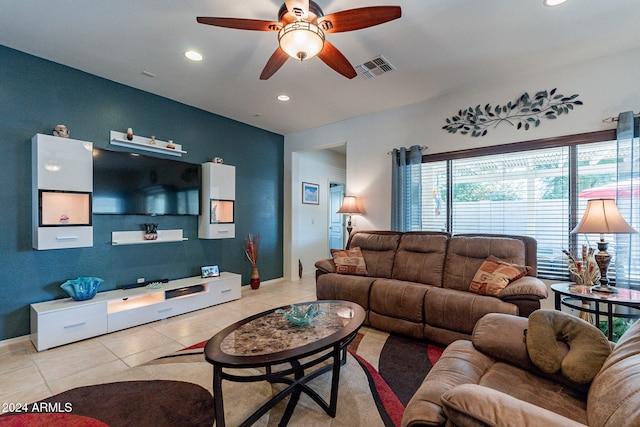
92 147 201 216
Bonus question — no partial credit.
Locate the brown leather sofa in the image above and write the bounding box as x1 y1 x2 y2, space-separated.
402 312 640 426
315 231 548 346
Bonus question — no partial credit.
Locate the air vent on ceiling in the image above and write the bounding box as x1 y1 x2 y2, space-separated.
355 55 395 79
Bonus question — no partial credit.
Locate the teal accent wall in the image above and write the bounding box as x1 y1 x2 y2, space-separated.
0 45 284 341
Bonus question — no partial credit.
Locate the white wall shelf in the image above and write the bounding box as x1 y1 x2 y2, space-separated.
109 130 186 157
30 272 242 351
111 229 187 245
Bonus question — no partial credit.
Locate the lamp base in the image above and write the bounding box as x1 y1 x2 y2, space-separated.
591 284 617 294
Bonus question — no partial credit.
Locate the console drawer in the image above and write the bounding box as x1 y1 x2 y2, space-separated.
31 302 107 351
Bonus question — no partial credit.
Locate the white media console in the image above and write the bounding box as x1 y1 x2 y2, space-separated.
30 272 241 351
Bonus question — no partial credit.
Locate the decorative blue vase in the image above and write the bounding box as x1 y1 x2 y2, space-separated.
276 304 324 326
61 277 104 301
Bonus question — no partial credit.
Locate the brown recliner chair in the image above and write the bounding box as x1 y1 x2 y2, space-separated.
402 311 640 427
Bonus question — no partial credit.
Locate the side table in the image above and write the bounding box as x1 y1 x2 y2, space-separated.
551 282 640 340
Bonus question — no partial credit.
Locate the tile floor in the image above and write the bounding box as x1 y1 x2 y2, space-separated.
0 274 318 410
1 275 555 413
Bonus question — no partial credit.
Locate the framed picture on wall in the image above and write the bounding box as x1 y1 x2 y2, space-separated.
302 182 319 204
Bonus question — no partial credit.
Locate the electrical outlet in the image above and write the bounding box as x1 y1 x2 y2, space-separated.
137 277 145 284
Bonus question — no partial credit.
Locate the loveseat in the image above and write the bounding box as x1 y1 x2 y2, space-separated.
402 311 640 426
315 231 548 346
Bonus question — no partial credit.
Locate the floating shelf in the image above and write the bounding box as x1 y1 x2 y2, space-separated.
109 130 186 157
111 229 187 245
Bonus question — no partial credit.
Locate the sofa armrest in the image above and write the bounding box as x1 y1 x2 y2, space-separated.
441 384 585 427
498 276 548 300
314 258 335 275
471 313 533 369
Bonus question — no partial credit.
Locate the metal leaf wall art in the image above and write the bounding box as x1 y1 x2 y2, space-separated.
443 88 583 137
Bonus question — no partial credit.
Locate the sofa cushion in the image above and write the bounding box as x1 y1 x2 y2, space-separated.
526 309 611 384
315 273 374 312
331 247 368 276
370 279 430 323
443 236 527 291
423 287 518 335
441 384 587 427
478 362 588 424
391 232 449 286
468 255 531 296
348 231 402 279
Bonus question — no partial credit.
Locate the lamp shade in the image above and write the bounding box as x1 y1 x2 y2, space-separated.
337 196 364 215
571 199 637 234
278 21 325 61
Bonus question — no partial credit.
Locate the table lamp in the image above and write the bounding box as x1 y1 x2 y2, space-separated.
337 196 364 235
571 198 637 293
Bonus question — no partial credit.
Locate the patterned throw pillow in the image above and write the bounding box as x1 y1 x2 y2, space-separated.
469 255 531 296
331 247 369 276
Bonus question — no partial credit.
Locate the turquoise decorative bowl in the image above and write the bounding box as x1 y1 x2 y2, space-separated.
276 304 324 326
61 277 104 301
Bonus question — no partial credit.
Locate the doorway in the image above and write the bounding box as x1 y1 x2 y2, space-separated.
329 183 345 251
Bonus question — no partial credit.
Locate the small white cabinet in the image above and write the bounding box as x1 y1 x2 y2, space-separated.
199 162 236 239
30 273 241 351
32 134 93 250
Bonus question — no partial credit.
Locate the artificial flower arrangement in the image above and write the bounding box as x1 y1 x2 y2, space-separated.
244 233 260 289
563 245 600 285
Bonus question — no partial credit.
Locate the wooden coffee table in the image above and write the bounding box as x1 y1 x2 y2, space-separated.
204 300 365 427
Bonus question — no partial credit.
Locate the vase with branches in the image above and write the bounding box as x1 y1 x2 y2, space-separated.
244 233 260 289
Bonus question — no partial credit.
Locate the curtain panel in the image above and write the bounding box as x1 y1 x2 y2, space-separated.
615 111 640 287
391 145 423 231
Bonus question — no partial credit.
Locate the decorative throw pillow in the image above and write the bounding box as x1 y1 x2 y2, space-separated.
469 255 531 296
331 247 368 276
526 309 611 384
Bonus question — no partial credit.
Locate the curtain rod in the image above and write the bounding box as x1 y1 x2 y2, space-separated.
602 112 639 123
386 145 428 155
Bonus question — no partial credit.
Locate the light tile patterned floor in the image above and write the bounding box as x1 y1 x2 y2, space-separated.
0 275 318 408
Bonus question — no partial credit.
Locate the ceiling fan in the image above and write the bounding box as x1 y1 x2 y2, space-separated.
197 0 401 80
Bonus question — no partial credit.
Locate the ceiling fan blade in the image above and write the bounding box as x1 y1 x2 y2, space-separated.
196 17 280 32
260 48 290 80
319 6 401 33
317 41 357 79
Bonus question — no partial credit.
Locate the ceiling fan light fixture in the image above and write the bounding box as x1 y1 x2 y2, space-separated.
278 21 325 61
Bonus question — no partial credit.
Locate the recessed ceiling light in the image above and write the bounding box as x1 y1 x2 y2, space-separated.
184 50 203 61
277 95 290 102
544 0 567 6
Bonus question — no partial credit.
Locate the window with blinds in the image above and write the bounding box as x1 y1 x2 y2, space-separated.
420 133 639 283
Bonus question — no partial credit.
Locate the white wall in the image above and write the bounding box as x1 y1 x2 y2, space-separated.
283 47 640 279
288 149 346 278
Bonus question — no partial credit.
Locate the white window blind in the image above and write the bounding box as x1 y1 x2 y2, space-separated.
420 137 639 283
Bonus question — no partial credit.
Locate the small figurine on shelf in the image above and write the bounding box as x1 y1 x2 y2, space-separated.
126 128 133 141
150 135 156 145
143 223 158 240
166 140 175 149
53 124 70 138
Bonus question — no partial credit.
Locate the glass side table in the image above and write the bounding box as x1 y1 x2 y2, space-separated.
551 282 640 340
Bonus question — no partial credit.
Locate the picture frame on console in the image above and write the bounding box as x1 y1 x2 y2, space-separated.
302 182 319 205
201 265 220 278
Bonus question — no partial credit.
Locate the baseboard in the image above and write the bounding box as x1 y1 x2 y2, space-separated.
0 334 31 349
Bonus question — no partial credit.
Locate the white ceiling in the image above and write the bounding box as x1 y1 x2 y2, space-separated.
2 0 640 135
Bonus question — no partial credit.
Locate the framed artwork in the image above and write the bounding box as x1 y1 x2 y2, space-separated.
201 265 220 278
302 182 319 204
